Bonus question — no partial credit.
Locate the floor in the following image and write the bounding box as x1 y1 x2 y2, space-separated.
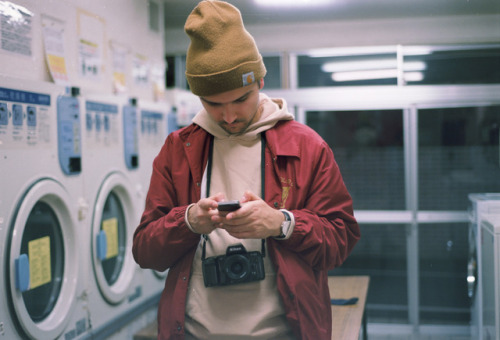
369 336 470 340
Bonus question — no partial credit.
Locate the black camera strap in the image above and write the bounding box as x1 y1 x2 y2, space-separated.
201 235 265 260
202 133 267 260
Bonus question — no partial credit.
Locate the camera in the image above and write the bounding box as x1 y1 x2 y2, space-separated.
202 243 265 287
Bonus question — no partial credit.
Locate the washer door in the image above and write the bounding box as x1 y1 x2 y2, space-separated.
91 172 137 304
6 179 80 340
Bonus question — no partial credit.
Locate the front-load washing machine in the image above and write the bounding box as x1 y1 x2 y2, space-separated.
480 214 500 340
80 94 153 339
468 193 500 340
0 76 89 339
137 100 171 298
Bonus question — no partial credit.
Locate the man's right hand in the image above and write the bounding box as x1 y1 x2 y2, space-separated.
187 192 225 234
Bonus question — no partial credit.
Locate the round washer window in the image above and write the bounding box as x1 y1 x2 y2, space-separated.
20 201 65 322
100 191 126 285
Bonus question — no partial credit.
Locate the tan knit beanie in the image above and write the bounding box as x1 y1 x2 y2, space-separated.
184 0 267 96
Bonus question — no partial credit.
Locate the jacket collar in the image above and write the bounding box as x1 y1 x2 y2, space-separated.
179 119 301 162
264 120 301 159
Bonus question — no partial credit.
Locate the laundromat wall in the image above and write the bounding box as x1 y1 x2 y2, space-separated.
0 1 174 340
0 0 165 101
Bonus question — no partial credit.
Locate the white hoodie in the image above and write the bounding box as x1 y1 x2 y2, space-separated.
185 93 296 340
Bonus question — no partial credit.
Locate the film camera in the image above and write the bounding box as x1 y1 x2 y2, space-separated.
202 243 265 287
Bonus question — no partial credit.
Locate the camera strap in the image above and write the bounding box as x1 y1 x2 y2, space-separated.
202 133 267 260
201 236 265 260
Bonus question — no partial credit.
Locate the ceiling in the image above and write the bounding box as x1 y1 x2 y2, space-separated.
163 0 500 30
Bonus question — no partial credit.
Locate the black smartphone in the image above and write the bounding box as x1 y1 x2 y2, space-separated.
217 200 241 212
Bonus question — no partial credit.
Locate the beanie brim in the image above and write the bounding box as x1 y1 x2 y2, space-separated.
186 57 266 97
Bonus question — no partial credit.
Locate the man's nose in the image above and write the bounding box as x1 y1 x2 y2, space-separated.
222 104 237 123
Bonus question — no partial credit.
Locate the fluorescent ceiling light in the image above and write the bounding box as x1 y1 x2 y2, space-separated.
402 46 433 56
331 70 424 82
254 0 331 6
322 59 397 73
403 72 424 82
323 60 426 73
332 69 398 82
309 46 398 58
403 61 426 71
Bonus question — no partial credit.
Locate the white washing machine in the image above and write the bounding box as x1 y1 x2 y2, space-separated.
80 94 157 339
481 214 500 340
137 100 171 298
468 193 500 340
0 77 89 339
165 88 202 128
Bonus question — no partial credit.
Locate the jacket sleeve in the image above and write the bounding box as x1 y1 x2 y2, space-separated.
276 137 360 271
132 133 200 272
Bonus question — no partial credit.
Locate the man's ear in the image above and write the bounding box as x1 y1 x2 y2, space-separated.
259 78 264 89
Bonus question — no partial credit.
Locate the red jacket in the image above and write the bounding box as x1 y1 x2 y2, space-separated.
133 119 360 339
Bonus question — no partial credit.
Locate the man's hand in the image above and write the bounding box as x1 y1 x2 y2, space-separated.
215 190 284 239
188 193 225 234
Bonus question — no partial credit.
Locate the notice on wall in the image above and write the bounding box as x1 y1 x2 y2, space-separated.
151 61 166 101
0 1 33 56
28 236 52 289
102 217 119 259
110 41 128 94
41 15 70 86
77 8 105 81
132 53 149 87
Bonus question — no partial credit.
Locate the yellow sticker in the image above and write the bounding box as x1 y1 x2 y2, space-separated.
102 218 119 259
28 236 51 289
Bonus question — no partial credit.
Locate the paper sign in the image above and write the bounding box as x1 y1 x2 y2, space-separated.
132 53 149 86
41 15 70 85
102 217 118 259
77 8 105 80
28 236 51 289
110 41 128 93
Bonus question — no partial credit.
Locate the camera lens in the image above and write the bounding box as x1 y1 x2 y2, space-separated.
224 255 249 280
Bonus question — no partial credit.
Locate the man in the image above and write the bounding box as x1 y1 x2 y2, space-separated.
132 1 360 339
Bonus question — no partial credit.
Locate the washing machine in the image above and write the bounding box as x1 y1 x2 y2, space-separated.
468 193 500 339
165 88 202 128
0 76 89 339
480 214 500 340
137 99 171 298
80 93 165 339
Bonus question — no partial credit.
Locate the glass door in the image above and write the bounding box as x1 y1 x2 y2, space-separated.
307 108 410 323
416 104 500 324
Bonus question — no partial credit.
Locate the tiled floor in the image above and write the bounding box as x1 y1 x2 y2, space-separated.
363 324 471 340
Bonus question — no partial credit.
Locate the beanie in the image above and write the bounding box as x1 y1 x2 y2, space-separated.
184 0 267 96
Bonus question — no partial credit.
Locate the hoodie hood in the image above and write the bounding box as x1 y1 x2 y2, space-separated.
192 93 293 141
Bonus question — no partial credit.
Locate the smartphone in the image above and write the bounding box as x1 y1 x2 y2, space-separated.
217 200 241 212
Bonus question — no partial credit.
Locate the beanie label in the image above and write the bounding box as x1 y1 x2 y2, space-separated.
242 71 255 86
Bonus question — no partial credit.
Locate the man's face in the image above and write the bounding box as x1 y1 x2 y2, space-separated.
199 80 262 135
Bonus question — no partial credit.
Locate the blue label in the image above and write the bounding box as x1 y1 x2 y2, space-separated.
86 101 118 114
123 105 139 169
0 102 7 125
0 87 50 106
141 110 163 120
57 95 82 175
27 106 36 127
12 104 23 126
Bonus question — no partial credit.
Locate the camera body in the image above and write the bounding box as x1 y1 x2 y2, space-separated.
202 243 265 287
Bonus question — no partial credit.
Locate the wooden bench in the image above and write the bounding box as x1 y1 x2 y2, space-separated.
134 275 370 340
329 275 370 340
